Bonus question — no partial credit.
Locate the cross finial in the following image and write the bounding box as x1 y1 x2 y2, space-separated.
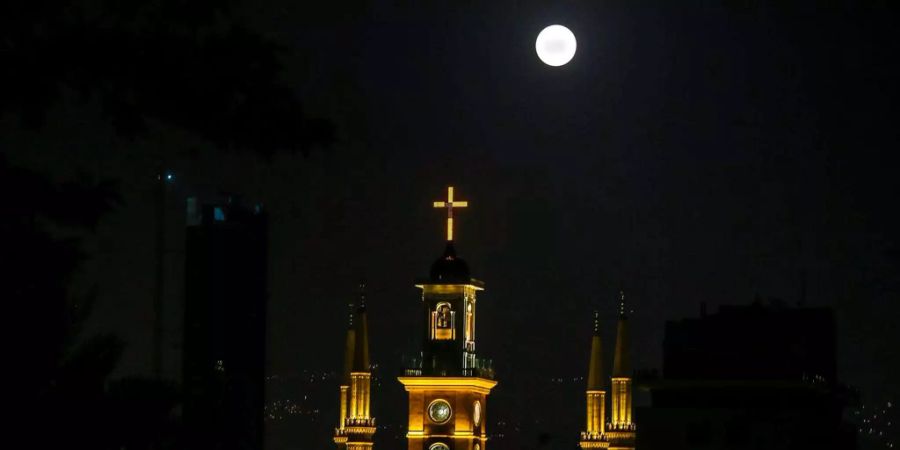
433 186 468 242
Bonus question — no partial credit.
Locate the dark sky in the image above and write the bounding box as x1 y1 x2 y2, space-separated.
4 1 899 448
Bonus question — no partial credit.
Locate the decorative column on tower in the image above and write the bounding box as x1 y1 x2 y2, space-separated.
607 292 636 450
580 311 609 449
398 186 497 450
334 285 376 450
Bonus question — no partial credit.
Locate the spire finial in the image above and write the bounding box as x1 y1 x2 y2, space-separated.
593 310 600 334
619 290 627 318
358 281 367 310
347 298 354 328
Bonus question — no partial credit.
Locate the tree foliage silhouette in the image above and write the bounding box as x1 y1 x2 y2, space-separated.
1 156 155 448
1 0 334 156
2 1 335 447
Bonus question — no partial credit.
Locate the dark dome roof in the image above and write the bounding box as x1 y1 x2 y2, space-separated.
429 242 471 282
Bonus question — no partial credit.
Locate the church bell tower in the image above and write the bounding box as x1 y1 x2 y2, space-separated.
398 187 497 450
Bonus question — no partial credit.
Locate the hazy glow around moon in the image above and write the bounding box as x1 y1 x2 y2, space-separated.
535 25 576 66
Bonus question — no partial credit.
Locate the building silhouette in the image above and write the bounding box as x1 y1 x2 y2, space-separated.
638 300 855 450
182 196 268 450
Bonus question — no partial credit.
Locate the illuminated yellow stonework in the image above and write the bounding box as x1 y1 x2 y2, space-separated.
607 294 635 450
414 284 484 294
610 378 632 426
398 377 497 393
580 313 610 449
398 377 496 450
335 297 375 450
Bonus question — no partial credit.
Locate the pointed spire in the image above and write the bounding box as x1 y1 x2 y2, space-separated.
352 282 370 372
348 296 355 328
612 291 632 378
341 304 356 385
358 281 367 311
586 310 604 390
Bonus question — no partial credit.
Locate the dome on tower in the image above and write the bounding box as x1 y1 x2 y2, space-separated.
429 242 471 282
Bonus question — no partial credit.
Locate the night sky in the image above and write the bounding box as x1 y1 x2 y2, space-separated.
4 1 898 448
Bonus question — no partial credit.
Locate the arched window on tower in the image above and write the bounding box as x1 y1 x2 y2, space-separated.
431 302 455 340
465 301 475 347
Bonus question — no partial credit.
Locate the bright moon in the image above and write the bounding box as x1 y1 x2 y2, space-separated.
535 25 577 66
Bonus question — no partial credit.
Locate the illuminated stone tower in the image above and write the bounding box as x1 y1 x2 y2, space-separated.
580 311 609 449
334 286 375 450
607 292 636 450
398 187 497 450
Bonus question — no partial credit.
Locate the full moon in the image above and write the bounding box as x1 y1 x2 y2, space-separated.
535 25 577 67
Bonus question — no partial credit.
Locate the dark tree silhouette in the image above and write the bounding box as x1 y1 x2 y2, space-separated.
2 156 140 448
2 1 335 448
0 0 334 156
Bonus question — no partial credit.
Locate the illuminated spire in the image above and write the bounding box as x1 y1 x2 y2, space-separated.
337 295 356 439
608 290 635 446
586 310 604 390
432 186 468 242
337 284 375 449
341 304 356 386
348 297 354 328
580 309 608 447
612 291 631 377
352 284 370 372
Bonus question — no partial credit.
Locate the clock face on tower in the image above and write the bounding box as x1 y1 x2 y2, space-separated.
473 400 482 426
428 399 452 424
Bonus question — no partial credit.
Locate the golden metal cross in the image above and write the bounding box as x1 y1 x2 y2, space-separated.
433 186 468 241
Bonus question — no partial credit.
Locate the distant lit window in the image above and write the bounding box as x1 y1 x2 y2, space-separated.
214 207 226 221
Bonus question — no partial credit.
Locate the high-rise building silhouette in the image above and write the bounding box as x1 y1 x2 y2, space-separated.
182 196 268 450
638 300 855 450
